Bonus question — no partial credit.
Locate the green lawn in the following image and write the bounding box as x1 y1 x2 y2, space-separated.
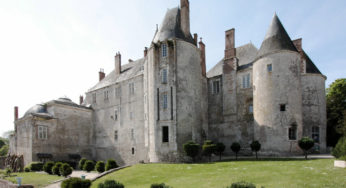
4 172 63 187
92 159 346 188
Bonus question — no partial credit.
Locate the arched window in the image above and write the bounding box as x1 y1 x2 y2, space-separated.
312 126 319 143
289 124 297 140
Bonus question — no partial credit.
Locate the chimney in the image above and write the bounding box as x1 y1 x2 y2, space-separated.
199 38 206 77
225 28 236 59
79 95 84 105
292 38 302 52
99 68 105 81
180 0 191 37
193 33 198 46
14 106 18 121
115 52 122 77
144 47 148 57
292 38 305 73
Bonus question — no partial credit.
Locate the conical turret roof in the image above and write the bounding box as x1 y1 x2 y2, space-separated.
257 14 298 57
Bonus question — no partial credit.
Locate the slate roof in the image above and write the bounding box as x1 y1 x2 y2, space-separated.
304 51 322 74
152 7 194 44
257 14 298 57
88 58 145 92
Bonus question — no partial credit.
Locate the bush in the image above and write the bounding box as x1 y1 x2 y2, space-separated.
183 141 200 162
0 145 9 156
298 137 314 159
231 142 241 160
24 167 30 172
97 180 124 188
215 142 226 160
96 161 105 173
105 159 118 171
79 158 87 170
43 161 55 174
332 136 346 158
227 181 256 188
151 183 172 188
61 160 77 169
5 168 12 176
28 162 44 171
83 160 95 172
61 177 91 188
338 155 346 161
202 140 217 162
250 141 261 159
60 163 73 177
52 162 63 176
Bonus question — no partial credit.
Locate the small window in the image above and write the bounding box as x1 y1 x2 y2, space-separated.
249 105 253 114
104 90 109 101
132 147 135 155
114 130 118 141
131 129 134 140
162 126 169 143
163 94 168 109
114 110 118 120
280 104 286 111
129 83 135 95
267 64 272 72
212 80 220 94
38 126 48 140
162 44 167 57
312 126 319 143
92 93 97 104
162 69 168 84
130 112 134 120
242 74 250 89
289 124 297 140
115 87 121 98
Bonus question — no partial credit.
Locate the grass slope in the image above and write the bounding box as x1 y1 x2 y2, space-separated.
92 159 346 188
5 172 63 187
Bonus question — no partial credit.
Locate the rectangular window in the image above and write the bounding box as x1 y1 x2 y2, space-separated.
129 83 135 95
212 80 220 94
92 93 97 104
104 90 109 101
115 87 121 98
249 105 253 114
162 44 167 57
114 110 118 120
267 64 272 72
114 130 118 141
162 69 168 84
289 124 297 140
38 126 48 140
131 129 134 140
280 104 286 111
163 93 168 109
312 126 319 143
162 126 169 143
242 74 250 88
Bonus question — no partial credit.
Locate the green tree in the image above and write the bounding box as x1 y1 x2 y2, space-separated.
0 145 9 156
326 78 346 146
215 142 226 161
183 141 200 162
332 136 346 158
230 142 241 160
202 140 216 162
298 137 315 159
0 139 5 149
250 141 261 159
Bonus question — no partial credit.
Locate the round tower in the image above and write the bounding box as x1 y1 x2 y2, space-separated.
253 14 303 155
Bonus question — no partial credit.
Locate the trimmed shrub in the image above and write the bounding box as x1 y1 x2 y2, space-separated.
97 180 124 188
43 161 55 174
298 137 314 159
24 167 30 172
83 160 95 172
79 158 87 170
95 161 105 173
61 177 91 188
332 136 346 158
60 163 73 177
61 160 77 169
202 140 216 162
28 162 44 171
250 141 261 159
105 159 118 171
52 162 63 176
227 181 256 188
151 183 172 188
215 142 226 161
231 142 241 160
183 141 200 162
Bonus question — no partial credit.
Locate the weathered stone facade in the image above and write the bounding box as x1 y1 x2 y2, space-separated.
10 1 327 166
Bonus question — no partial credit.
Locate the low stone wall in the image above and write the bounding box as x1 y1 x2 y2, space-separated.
0 179 33 188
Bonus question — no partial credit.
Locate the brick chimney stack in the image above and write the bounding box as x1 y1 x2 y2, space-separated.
79 95 84 105
292 38 305 73
199 38 206 77
144 47 148 57
180 0 191 37
99 68 105 81
14 106 18 121
193 33 198 46
115 52 122 77
225 28 236 59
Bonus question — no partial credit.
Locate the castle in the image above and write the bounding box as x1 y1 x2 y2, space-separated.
10 0 327 166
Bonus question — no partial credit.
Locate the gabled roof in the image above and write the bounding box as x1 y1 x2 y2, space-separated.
257 14 298 57
152 7 194 44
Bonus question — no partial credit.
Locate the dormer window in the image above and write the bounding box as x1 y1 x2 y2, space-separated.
162 44 167 57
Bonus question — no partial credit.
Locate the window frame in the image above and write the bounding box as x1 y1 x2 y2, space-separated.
129 83 135 95
162 43 167 58
212 80 220 94
288 124 297 140
312 126 320 143
163 93 168 109
267 64 272 72
161 69 168 84
242 74 251 89
92 93 97 104
38 125 48 140
249 104 253 114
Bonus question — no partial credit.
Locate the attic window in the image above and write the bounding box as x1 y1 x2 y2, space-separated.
267 64 272 72
162 44 167 57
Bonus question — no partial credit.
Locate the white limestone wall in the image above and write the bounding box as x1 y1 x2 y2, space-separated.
13 118 33 165
253 51 303 155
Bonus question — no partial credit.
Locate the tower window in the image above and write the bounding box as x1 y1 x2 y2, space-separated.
212 80 220 94
312 126 319 143
162 126 169 143
242 74 250 88
280 104 286 111
38 126 48 140
162 44 167 57
267 64 272 72
163 93 168 109
289 124 297 140
162 69 168 84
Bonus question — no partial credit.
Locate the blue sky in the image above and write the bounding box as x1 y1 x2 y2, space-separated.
0 0 345 136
